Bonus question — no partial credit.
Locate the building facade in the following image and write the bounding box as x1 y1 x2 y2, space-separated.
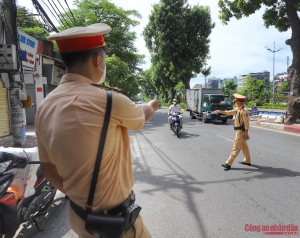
238 70 270 90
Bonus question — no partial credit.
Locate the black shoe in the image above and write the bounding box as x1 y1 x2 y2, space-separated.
221 163 231 169
238 161 251 166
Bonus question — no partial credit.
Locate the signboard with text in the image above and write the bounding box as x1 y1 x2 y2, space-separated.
17 29 38 71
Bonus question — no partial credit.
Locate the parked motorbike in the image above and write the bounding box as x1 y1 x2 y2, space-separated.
170 112 182 138
0 149 57 238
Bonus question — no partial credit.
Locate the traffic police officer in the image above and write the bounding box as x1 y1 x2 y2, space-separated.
215 93 251 170
35 23 158 237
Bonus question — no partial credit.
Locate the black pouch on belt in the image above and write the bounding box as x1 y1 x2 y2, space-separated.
85 213 125 238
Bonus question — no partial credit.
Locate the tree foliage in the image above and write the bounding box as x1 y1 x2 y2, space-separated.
69 0 144 73
218 0 300 124
143 0 215 95
221 80 237 99
16 6 48 38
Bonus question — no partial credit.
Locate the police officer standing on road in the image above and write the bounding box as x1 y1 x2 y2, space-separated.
35 23 158 237
215 93 251 170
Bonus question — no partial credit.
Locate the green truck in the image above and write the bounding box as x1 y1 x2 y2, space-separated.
185 88 233 123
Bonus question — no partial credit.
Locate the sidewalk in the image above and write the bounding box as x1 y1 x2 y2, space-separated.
0 125 37 148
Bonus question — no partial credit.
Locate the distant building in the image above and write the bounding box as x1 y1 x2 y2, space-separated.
275 72 288 82
192 83 204 89
207 77 220 89
222 77 238 87
238 70 270 90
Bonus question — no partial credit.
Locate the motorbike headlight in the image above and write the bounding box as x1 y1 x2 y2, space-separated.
0 179 11 193
0 173 14 194
0 161 11 173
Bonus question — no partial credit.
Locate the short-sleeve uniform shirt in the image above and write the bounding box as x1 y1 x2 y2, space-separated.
223 107 250 130
35 73 145 211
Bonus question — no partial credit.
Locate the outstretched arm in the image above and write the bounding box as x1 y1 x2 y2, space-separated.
142 99 159 121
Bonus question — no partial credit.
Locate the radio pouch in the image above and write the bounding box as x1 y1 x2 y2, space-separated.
123 204 141 232
85 213 125 237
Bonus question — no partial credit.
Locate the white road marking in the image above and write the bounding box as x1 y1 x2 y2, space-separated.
217 135 234 142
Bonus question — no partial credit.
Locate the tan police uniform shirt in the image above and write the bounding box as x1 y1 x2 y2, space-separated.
223 107 250 130
35 73 145 212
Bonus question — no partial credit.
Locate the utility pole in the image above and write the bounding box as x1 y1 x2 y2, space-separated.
2 0 26 146
265 42 282 107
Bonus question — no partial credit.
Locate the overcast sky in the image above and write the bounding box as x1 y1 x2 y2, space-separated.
19 0 292 87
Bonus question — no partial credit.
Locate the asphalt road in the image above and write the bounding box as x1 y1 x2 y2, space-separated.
14 108 300 238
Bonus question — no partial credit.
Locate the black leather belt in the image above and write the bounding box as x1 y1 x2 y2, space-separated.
70 194 133 220
234 126 245 131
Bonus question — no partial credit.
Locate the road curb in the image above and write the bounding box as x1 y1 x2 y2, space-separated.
284 124 300 134
255 119 300 134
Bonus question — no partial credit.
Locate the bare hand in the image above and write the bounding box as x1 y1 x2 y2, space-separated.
147 99 159 111
244 133 250 140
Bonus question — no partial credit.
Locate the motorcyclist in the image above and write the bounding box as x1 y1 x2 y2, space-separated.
168 99 183 129
252 103 257 111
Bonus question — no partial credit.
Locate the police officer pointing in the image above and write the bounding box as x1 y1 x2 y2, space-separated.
215 93 251 170
35 23 158 237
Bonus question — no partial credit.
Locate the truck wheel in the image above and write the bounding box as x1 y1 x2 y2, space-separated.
202 113 208 123
190 112 196 119
221 119 227 123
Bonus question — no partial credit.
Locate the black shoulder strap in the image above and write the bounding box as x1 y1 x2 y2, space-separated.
86 90 112 212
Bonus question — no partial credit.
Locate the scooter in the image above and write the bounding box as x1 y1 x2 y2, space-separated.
0 149 57 238
170 112 182 138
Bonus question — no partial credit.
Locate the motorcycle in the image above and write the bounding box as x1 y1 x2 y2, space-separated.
170 112 182 138
0 148 57 238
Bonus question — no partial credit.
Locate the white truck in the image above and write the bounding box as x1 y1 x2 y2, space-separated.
185 88 234 123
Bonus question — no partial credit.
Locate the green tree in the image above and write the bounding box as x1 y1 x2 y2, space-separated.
139 67 160 101
239 76 269 104
277 81 290 94
17 6 48 38
143 0 215 93
174 81 186 102
218 0 300 124
105 56 139 98
221 80 237 99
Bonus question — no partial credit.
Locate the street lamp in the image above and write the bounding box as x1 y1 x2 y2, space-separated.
272 79 279 107
265 42 282 107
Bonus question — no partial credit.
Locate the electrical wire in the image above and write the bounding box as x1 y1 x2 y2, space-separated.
46 0 68 29
39 0 61 31
64 0 79 26
57 0 75 27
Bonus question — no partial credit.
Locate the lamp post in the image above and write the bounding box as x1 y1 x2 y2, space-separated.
265 42 282 107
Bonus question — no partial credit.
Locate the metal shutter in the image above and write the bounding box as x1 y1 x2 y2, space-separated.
0 81 10 137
